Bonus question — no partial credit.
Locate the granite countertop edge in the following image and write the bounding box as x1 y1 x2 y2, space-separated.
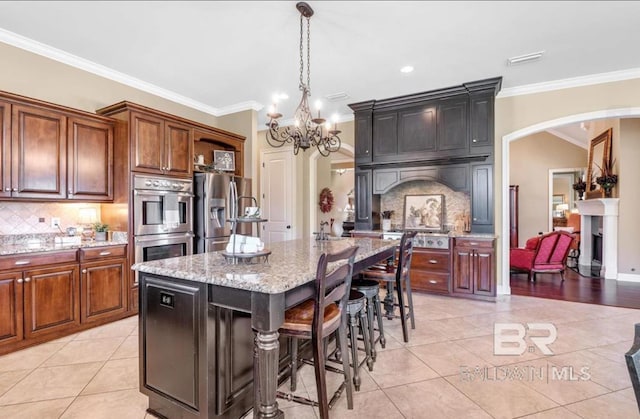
0 240 128 256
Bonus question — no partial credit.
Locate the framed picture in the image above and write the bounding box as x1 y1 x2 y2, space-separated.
213 150 235 172
402 194 444 231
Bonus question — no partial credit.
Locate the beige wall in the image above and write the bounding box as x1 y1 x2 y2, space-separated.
618 118 640 274
496 77 640 286
509 132 587 245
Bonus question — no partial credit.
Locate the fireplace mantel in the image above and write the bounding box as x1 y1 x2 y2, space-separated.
576 198 619 279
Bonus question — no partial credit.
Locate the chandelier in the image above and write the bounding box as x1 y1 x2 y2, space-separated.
265 2 341 157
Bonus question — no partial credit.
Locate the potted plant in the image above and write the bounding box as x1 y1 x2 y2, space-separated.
381 210 394 231
92 222 109 241
572 178 587 200
595 158 618 198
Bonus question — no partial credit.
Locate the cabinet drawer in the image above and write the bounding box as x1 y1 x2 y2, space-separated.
81 245 127 261
350 231 383 239
412 249 450 273
411 271 450 293
454 238 494 249
0 250 78 271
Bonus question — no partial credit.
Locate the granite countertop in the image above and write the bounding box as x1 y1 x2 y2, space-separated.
0 232 128 256
351 229 497 239
132 237 396 294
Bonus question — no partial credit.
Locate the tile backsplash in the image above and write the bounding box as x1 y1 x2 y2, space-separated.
379 180 470 231
0 202 102 235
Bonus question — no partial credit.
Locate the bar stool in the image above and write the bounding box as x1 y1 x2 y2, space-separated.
351 278 386 362
276 246 359 419
361 231 417 343
346 289 372 389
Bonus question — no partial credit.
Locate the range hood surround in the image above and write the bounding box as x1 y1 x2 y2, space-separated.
576 198 619 279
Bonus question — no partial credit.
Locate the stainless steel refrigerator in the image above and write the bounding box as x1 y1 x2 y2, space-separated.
194 172 252 253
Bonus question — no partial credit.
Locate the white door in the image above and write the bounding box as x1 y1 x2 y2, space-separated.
260 149 295 244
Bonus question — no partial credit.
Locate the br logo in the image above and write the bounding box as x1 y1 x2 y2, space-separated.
494 323 557 355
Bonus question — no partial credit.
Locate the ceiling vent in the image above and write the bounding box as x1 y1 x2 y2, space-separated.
324 92 350 102
507 51 544 66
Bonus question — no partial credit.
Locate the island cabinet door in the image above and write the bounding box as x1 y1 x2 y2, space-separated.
23 264 80 339
141 276 204 413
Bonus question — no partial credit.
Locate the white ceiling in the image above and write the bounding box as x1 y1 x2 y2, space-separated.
1 1 639 131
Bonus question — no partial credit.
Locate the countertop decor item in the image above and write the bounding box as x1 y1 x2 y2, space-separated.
595 158 617 198
264 2 341 157
92 222 109 241
402 194 445 231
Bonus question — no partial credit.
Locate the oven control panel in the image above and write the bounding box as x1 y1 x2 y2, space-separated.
134 174 193 193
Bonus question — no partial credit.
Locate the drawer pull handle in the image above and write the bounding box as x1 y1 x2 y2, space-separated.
15 260 31 266
428 259 438 264
429 280 438 284
82 269 87 274
99 251 112 256
17 278 23 284
468 242 478 246
24 277 31 282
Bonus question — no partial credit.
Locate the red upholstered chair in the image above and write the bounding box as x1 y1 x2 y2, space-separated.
510 231 574 282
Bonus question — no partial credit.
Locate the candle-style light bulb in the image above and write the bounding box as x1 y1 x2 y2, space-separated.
315 100 322 118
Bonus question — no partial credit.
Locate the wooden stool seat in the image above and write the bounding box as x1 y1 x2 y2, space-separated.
281 300 341 334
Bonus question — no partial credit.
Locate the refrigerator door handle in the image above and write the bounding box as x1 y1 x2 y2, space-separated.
230 180 238 219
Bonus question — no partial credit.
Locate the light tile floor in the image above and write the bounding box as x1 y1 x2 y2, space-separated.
0 293 638 418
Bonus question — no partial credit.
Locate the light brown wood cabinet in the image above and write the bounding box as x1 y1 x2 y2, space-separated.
452 237 496 299
131 111 193 177
0 271 23 346
0 92 114 202
80 245 128 323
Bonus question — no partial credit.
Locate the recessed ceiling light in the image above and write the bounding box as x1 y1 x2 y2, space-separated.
507 51 545 66
400 66 414 73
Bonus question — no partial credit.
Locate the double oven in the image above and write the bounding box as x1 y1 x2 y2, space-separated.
132 174 193 284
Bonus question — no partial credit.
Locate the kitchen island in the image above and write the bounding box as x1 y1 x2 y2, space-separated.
132 237 396 419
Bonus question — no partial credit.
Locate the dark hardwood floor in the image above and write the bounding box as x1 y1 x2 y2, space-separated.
510 267 640 310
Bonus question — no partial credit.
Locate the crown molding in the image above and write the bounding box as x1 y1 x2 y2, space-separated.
0 28 262 117
546 128 588 149
498 67 640 98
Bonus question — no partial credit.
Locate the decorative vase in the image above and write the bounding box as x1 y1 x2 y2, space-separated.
603 185 614 198
331 221 343 237
95 231 107 241
382 219 391 231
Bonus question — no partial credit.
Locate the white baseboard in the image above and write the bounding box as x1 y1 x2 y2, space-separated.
497 283 511 295
617 273 640 283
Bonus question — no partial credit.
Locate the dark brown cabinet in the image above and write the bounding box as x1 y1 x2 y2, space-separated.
410 248 451 294
470 93 494 152
0 93 114 202
80 245 128 324
437 96 468 155
398 105 437 157
0 272 23 346
355 168 376 230
131 112 193 178
0 100 10 199
452 237 496 299
11 104 67 199
351 101 374 164
68 117 114 201
471 164 494 233
372 112 398 159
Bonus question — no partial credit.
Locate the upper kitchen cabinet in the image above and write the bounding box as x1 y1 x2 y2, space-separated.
68 116 114 201
372 112 398 160
397 105 437 157
437 96 468 156
11 104 67 200
0 100 10 199
0 91 115 202
349 100 374 164
129 111 193 178
193 127 246 178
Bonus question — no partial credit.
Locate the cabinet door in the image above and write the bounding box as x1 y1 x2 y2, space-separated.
354 112 372 164
471 164 494 233
372 112 397 160
0 272 23 346
452 246 473 294
470 94 494 151
131 111 164 174
398 106 436 156
23 264 79 339
81 259 127 323
12 104 67 199
68 117 114 201
437 97 468 154
0 100 10 198
354 169 373 230
474 248 495 296
165 121 193 178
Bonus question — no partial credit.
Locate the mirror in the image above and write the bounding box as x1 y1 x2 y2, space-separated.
586 128 612 198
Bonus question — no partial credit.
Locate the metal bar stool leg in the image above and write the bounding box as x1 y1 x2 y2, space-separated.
358 305 373 371
337 313 353 409
372 292 386 348
348 309 361 391
365 294 377 362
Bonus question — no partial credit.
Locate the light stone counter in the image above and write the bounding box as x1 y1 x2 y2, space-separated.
132 237 396 294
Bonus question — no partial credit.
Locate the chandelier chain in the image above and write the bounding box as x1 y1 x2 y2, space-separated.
307 16 311 94
299 15 311 94
299 14 304 90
